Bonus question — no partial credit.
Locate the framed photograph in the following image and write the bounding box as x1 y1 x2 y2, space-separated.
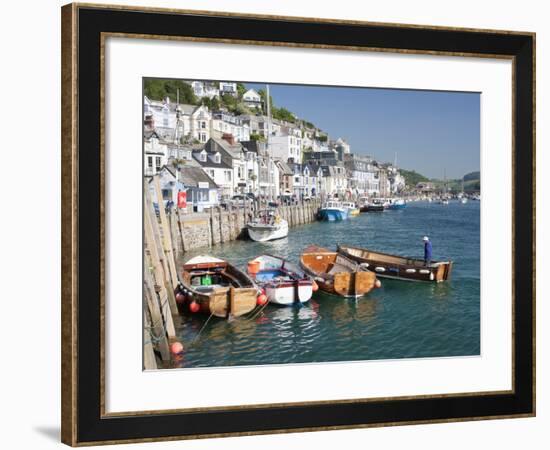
61 3 535 446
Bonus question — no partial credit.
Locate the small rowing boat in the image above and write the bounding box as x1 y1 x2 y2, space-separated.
300 245 380 297
247 254 315 305
177 256 261 318
337 244 453 283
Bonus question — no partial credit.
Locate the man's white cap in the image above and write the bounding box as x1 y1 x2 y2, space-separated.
423 236 429 241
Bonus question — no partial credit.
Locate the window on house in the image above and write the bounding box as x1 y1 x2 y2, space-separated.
200 152 207 162
201 122 206 129
147 157 153 168
162 189 171 200
214 153 221 164
155 157 161 171
225 171 232 182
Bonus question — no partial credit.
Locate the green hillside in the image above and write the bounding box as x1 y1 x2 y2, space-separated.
399 169 429 187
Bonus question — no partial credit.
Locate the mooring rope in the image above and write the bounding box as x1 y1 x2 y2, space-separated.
191 312 215 345
248 299 271 321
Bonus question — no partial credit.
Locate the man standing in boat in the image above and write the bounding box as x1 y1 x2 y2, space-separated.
423 236 432 265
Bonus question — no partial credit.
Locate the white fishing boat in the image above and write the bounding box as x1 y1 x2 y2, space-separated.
247 254 315 305
247 209 288 242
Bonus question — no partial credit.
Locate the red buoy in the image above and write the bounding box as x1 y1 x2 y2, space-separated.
170 341 184 355
312 281 319 292
189 301 200 313
175 292 186 304
257 293 268 306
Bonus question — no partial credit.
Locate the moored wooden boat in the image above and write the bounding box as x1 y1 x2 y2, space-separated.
299 245 380 297
247 254 315 305
337 244 453 283
178 256 261 318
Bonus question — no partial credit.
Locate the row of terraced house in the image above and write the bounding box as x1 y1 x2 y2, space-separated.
144 81 405 211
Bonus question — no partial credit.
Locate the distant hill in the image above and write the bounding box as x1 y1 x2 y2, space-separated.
399 169 429 187
463 171 480 182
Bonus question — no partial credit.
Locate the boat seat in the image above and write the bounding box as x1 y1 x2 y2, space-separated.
328 263 349 275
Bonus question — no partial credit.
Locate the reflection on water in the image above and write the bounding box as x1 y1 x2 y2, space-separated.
173 201 480 368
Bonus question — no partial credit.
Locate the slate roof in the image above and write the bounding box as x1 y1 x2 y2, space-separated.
179 166 218 189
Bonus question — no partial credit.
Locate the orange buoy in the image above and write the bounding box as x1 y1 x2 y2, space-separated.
189 301 200 313
170 341 184 355
257 293 268 306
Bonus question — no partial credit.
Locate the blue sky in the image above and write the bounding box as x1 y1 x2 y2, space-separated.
247 82 480 179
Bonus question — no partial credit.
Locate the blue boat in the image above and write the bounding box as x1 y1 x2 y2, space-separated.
318 201 349 221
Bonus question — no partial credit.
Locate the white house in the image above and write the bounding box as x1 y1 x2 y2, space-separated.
143 96 211 144
270 128 302 163
144 131 168 176
190 81 220 99
210 111 250 142
219 82 238 96
192 148 234 199
242 89 262 109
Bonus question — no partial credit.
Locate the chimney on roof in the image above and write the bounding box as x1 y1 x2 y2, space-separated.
144 114 155 130
222 133 235 145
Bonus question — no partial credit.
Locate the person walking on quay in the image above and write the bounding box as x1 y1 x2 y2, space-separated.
423 236 432 265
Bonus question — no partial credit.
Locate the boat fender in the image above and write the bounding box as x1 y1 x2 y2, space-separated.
375 267 386 272
405 269 416 273
419 269 430 274
257 293 268 306
312 281 319 292
360 262 370 268
430 272 435 281
189 302 200 313
315 277 324 282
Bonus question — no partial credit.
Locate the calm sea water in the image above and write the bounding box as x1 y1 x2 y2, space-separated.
174 200 480 368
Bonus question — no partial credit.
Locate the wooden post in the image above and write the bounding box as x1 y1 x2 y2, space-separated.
143 267 172 359
218 206 224 244
144 190 178 315
143 306 158 370
153 176 179 291
208 207 214 247
176 208 188 253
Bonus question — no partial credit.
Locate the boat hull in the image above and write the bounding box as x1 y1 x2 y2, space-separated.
388 204 406 210
180 256 260 318
319 208 348 221
337 245 453 283
247 220 289 242
250 254 313 305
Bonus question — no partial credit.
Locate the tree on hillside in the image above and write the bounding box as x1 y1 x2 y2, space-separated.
273 107 296 123
236 83 247 98
144 78 197 104
399 169 429 187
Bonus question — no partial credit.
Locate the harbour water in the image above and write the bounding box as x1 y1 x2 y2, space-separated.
175 200 480 368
